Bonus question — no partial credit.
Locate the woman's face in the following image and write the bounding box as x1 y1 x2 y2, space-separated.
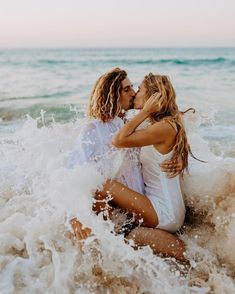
134 82 149 109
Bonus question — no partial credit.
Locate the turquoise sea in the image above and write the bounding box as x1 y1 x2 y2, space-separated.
1 48 235 157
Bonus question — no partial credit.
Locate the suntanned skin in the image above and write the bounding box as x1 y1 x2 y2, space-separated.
134 81 183 177
126 227 186 262
70 75 187 262
113 97 177 152
96 179 158 228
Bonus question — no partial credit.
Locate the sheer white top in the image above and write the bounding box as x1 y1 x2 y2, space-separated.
69 117 145 195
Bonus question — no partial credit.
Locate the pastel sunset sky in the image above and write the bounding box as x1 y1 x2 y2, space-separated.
0 0 234 47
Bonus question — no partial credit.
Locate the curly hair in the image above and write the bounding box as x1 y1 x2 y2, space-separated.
87 68 127 122
143 73 198 172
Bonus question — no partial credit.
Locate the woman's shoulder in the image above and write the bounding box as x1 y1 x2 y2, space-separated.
151 118 177 133
147 119 177 145
162 117 178 133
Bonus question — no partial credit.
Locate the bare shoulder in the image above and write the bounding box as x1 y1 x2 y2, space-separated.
150 120 177 137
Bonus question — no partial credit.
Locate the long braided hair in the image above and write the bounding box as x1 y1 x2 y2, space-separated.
87 68 127 122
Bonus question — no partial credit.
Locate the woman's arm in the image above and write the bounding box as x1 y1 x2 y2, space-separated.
112 110 172 148
113 93 173 148
112 108 148 146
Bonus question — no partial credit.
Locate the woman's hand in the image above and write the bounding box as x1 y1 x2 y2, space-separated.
143 92 161 115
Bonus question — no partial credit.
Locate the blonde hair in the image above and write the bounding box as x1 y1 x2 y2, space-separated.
143 73 196 172
87 68 127 122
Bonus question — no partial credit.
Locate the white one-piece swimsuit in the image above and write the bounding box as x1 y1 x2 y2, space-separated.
140 145 186 233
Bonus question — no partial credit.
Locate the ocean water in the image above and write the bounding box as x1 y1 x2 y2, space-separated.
0 48 235 293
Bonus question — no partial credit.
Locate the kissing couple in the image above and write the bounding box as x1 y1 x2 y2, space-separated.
69 68 196 262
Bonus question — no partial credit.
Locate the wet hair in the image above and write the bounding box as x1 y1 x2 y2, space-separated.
143 73 201 172
87 68 127 122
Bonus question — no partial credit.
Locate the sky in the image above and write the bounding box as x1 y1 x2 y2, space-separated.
0 0 235 47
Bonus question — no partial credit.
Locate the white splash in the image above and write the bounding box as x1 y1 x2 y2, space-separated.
0 113 234 293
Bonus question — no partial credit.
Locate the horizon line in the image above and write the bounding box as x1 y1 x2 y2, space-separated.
0 46 235 50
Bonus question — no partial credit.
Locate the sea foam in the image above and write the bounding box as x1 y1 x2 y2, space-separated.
0 112 234 293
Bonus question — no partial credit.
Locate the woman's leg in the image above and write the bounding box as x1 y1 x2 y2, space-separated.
96 179 158 228
126 226 186 262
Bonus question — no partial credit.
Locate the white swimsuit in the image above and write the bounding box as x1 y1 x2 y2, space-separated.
140 145 185 232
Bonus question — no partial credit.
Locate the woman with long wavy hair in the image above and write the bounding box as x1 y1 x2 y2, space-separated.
98 73 194 261
111 73 193 234
71 69 188 262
